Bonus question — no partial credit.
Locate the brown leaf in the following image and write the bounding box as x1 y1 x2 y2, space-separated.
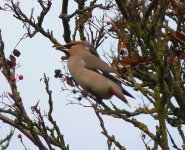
118 41 124 53
122 54 154 67
130 54 141 62
168 33 179 44
119 54 140 66
169 0 179 10
121 59 133 65
168 32 185 46
13 49 21 57
176 31 185 42
10 55 16 66
174 50 185 59
65 76 74 87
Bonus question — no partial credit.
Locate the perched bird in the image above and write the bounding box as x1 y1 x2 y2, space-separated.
55 41 134 106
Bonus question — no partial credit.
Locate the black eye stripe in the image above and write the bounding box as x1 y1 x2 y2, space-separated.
61 44 73 49
64 45 72 48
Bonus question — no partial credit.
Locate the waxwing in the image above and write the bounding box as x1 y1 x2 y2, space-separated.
56 41 134 106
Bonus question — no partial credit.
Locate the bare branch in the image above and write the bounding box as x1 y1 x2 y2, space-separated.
93 105 126 150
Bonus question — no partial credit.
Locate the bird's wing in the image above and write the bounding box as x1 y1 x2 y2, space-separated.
82 56 134 98
82 56 113 73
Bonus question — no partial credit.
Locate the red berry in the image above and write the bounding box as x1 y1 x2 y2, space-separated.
61 56 67 60
18 75 23 80
72 89 77 94
17 134 22 139
10 75 16 82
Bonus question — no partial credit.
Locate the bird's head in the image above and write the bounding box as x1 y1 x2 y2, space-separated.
55 41 99 58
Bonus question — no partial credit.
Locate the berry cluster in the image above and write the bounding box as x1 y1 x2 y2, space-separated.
54 69 63 78
10 74 24 83
7 49 21 69
3 49 24 83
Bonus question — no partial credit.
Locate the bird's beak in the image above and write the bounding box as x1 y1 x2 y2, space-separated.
55 44 70 57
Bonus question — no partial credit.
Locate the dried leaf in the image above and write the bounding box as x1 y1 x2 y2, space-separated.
130 54 141 62
65 76 74 87
169 0 179 10
118 41 124 52
13 49 21 57
168 33 179 44
10 55 16 66
176 31 185 42
174 50 185 59
121 59 133 65
168 32 185 46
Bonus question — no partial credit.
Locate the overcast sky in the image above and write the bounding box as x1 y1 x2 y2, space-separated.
0 1 183 150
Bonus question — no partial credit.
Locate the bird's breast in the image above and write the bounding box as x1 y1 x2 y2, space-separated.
67 57 123 100
69 68 113 99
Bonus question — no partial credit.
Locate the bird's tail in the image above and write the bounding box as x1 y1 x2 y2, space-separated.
110 87 131 107
121 88 134 99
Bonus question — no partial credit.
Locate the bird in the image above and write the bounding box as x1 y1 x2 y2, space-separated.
55 41 134 107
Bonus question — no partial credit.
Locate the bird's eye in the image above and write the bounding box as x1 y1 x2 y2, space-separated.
66 45 72 48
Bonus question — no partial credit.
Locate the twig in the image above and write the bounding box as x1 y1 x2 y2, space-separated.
93 104 126 150
0 128 14 150
59 0 71 42
167 129 181 150
43 74 70 150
